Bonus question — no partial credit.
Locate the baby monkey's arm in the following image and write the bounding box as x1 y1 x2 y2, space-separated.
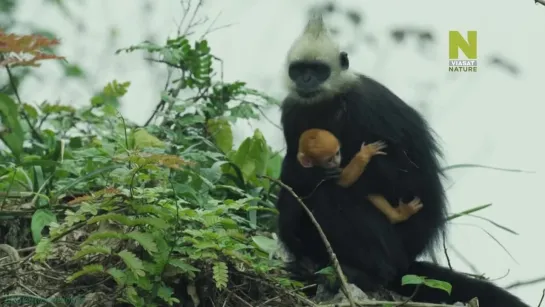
337 141 387 188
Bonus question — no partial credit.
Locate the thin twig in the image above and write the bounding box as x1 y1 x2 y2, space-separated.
5 65 44 142
397 284 421 306
442 231 452 270
505 276 545 290
260 175 356 307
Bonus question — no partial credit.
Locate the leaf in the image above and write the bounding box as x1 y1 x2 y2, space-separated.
266 152 283 178
401 274 426 285
315 266 335 276
206 117 233 153
117 250 146 277
401 274 452 295
251 235 278 254
212 261 228 290
0 93 25 160
230 129 269 179
31 209 57 244
66 264 105 282
447 204 492 221
442 163 534 174
168 258 200 278
467 214 519 235
132 128 165 149
126 231 158 253
107 268 128 286
72 246 112 260
200 161 226 184
423 279 452 295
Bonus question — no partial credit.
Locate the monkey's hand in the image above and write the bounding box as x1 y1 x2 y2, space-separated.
358 141 387 159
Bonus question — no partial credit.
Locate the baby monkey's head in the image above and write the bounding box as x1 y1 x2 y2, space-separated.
297 128 341 169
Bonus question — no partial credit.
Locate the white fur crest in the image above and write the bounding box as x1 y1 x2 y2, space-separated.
283 13 359 103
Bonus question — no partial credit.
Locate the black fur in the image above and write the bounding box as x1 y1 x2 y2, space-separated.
276 73 528 306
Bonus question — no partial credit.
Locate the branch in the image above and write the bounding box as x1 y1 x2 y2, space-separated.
260 175 356 307
536 0 545 6
505 276 545 290
4 64 44 143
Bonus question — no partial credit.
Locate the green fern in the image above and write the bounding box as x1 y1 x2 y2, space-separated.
33 238 52 262
212 261 228 290
72 245 112 260
82 230 125 245
87 213 133 225
117 250 146 277
66 264 105 282
107 267 128 286
126 231 158 253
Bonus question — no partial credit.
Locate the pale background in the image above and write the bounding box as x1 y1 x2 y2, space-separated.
9 0 545 305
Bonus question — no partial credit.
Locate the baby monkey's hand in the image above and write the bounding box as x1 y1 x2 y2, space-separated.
358 141 387 160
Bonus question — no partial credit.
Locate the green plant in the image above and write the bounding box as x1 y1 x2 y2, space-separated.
0 31 301 307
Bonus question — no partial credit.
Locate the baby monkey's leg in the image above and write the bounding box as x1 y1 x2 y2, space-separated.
367 195 423 224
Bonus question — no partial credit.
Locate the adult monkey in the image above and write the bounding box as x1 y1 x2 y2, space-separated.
275 14 528 307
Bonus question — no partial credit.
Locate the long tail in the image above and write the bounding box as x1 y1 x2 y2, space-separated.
389 261 530 307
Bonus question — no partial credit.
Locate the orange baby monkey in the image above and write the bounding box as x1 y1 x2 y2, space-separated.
297 128 423 224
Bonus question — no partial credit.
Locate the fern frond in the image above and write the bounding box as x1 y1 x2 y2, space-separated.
72 245 112 260
117 250 146 277
126 231 158 253
212 261 228 290
66 264 105 282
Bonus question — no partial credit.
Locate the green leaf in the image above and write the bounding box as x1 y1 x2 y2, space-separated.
132 128 165 149
0 93 25 160
66 264 105 282
447 203 492 221
200 161 226 184
206 117 233 153
401 274 426 285
230 129 269 179
117 250 146 277
423 279 452 295
266 152 283 179
31 209 57 244
22 103 38 119
126 231 158 253
251 235 278 254
212 261 228 290
107 268 128 286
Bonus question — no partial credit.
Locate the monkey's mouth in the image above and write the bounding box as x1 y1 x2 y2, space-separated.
296 89 320 98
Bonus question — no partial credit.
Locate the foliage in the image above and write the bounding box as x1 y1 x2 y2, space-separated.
0 31 66 67
0 30 297 307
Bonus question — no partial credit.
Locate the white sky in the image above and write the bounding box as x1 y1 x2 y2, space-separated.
12 0 545 305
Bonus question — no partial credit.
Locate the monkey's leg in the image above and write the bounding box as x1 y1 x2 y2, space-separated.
395 198 424 221
367 194 407 224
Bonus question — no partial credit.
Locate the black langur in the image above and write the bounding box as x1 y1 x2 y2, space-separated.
275 14 528 307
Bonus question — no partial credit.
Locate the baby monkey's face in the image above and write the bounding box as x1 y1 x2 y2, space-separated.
319 148 341 169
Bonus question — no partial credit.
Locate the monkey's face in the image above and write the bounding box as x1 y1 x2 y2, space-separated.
284 18 359 104
288 60 331 98
319 148 341 169
288 52 349 99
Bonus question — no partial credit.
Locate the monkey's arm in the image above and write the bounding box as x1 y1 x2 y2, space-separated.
367 195 423 224
337 153 370 188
